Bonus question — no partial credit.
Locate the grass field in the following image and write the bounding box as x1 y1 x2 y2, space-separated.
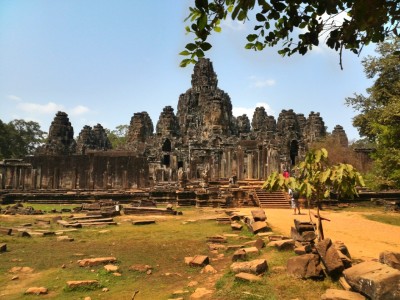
0 205 342 299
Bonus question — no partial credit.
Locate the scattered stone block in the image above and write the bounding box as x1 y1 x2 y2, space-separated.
78 257 117 267
231 222 243 231
0 227 12 235
223 233 239 238
189 255 209 267
230 214 241 222
129 264 152 272
379 251 400 270
9 266 34 273
190 287 213 299
253 238 265 250
232 249 247 262
104 264 119 272
257 232 274 237
230 259 268 275
226 245 244 251
25 287 48 295
294 219 315 233
250 221 269 234
206 235 227 243
320 288 366 300
316 238 345 277
251 209 266 222
268 235 286 241
184 257 193 265
201 265 217 274
207 243 226 251
286 254 323 279
235 272 262 282
291 227 316 242
0 243 6 252
334 241 351 258
67 280 99 289
57 236 74 242
132 220 156 225
267 239 295 251
343 261 400 300
243 247 259 255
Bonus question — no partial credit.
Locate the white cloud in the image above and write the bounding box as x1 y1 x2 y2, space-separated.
221 18 247 31
17 101 64 114
233 102 275 118
249 76 276 88
71 105 89 115
7 95 21 101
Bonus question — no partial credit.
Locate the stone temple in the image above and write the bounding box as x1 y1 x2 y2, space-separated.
1 58 348 194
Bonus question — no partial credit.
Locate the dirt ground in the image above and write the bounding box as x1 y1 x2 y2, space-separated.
250 208 400 261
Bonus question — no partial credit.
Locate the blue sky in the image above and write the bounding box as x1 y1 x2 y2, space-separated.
0 0 375 141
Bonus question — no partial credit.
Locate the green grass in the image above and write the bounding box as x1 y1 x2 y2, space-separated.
0 206 342 299
363 213 400 226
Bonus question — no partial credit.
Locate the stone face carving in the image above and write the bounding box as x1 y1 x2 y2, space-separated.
156 106 180 137
332 125 349 147
237 115 251 134
37 111 76 155
304 111 327 144
126 112 154 145
76 124 112 153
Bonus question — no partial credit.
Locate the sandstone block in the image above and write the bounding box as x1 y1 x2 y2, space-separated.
67 280 99 289
231 222 243 231
104 264 119 272
232 249 247 262
343 261 400 300
190 287 213 299
286 254 323 279
235 272 262 282
230 259 268 275
267 239 295 251
316 238 344 276
320 288 366 300
78 257 117 267
25 287 48 295
379 251 400 270
251 209 266 222
189 255 209 267
250 221 269 234
0 243 6 252
129 264 152 272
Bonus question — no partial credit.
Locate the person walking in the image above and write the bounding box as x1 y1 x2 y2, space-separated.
288 188 301 215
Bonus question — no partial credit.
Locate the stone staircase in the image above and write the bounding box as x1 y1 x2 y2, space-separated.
255 189 290 209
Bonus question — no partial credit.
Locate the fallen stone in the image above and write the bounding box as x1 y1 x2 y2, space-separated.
102 287 109 292
132 220 156 225
316 238 345 277
231 222 243 231
226 245 244 251
184 257 193 265
235 272 262 282
286 254 323 279
206 235 227 243
67 280 99 289
9 266 34 273
251 209 266 222
343 261 400 300
187 281 198 287
78 257 117 267
201 265 217 274
173 290 190 296
334 241 351 258
243 247 259 255
190 287 213 299
320 288 366 300
268 235 286 241
25 287 48 295
230 214 241 222
190 255 209 267
113 272 122 276
57 236 74 242
223 233 239 238
0 227 12 235
232 249 247 262
230 259 268 275
104 264 119 272
257 232 274 237
207 243 226 251
250 221 269 234
0 243 6 252
294 219 315 233
337 251 352 269
253 238 265 250
129 264 152 272
379 251 400 271
267 239 295 251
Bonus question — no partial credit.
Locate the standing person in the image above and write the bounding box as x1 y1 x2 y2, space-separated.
283 169 289 178
288 188 301 215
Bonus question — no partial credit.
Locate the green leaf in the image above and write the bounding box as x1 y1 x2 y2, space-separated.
245 43 254 49
179 59 191 68
179 50 191 56
196 49 205 58
256 13 266 22
247 34 258 42
214 26 221 32
198 13 208 31
199 42 212 51
185 43 198 51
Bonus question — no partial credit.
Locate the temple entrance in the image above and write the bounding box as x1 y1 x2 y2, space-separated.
290 140 299 166
162 139 171 152
163 155 170 167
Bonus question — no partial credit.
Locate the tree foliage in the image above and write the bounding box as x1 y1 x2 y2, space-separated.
263 148 364 239
105 125 129 150
181 0 399 68
346 36 400 189
0 119 46 160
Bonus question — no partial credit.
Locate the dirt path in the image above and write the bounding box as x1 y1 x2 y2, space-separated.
256 208 400 261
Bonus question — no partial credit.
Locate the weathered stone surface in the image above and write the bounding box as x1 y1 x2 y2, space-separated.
230 259 268 275
9 266 34 273
132 220 156 225
243 247 259 255
232 249 247 262
235 272 262 282
267 239 295 251
207 243 226 251
129 264 152 272
190 255 210 267
66 280 99 289
291 226 316 242
250 221 269 234
190 287 213 299
206 235 227 243
379 251 400 270
251 209 266 222
78 257 117 267
286 254 323 279
57 235 74 242
104 264 119 272
126 111 154 147
316 238 345 276
156 106 180 137
331 125 349 148
76 123 112 153
343 261 400 300
201 265 217 274
231 222 243 231
25 287 48 295
320 288 365 300
0 243 6 252
253 238 265 250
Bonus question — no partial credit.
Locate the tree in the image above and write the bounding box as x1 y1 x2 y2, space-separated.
0 119 46 160
263 148 364 240
346 36 400 189
105 125 129 149
181 0 399 69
